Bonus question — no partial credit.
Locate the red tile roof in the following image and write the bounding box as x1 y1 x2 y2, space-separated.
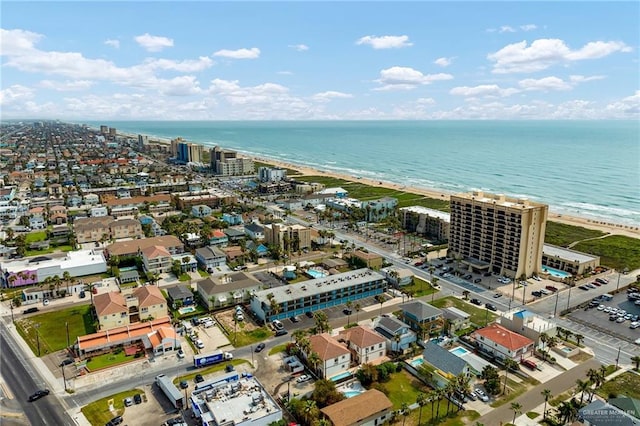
309 333 350 361
474 323 533 351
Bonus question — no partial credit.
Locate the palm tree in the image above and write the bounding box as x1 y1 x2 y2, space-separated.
307 352 322 377
292 328 307 345
541 388 552 419
428 390 438 422
416 393 427 426
539 332 549 359
462 290 470 300
574 333 584 346
84 281 97 306
503 358 518 394
431 277 439 302
345 300 353 325
375 294 385 316
510 402 522 425
62 271 71 295
576 379 590 405
631 355 640 371
557 401 573 424
444 382 456 414
546 336 558 360
400 402 410 426
303 399 318 426
434 387 444 420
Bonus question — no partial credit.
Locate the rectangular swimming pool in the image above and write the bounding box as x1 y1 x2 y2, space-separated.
449 347 471 357
410 357 424 367
542 266 571 279
306 269 328 279
330 371 352 381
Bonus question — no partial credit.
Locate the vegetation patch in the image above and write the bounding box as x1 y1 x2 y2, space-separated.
268 344 288 355
15 304 95 355
430 296 497 326
597 371 640 400
86 350 138 371
231 327 271 347
544 221 606 247
527 411 540 419
173 359 251 385
25 231 47 243
573 235 640 271
439 410 481 426
81 388 143 426
399 277 437 298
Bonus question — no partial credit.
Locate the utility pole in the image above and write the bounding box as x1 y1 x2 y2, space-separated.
9 302 14 323
61 364 68 391
65 321 70 348
616 346 621 370
553 291 560 317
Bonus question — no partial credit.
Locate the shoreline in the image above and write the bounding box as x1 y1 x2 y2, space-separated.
116 130 639 238
250 155 640 239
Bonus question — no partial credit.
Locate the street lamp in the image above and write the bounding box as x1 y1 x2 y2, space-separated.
553 290 560 317
61 363 68 392
65 321 70 349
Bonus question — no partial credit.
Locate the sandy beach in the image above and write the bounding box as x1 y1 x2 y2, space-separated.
251 156 640 239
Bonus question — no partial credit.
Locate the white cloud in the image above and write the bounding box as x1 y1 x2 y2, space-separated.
0 28 42 56
356 35 412 49
277 71 293 75
289 44 309 52
488 38 632 73
213 48 260 59
144 56 213 72
520 24 537 32
311 91 353 102
104 39 120 49
434 57 453 67
518 76 572 91
499 26 516 33
605 90 640 115
450 84 519 97
374 66 453 91
39 80 94 91
134 33 174 52
0 84 34 106
160 75 202 96
569 75 605 83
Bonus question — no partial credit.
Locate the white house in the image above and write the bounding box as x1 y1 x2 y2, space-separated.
307 333 351 379
373 316 417 353
244 223 265 241
90 206 109 217
337 326 387 365
472 323 534 361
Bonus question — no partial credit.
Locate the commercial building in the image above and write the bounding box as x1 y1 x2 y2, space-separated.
105 235 184 258
250 268 386 322
400 206 450 242
449 191 548 278
210 146 254 176
190 372 281 426
263 223 312 251
258 166 287 182
0 249 107 288
541 244 600 276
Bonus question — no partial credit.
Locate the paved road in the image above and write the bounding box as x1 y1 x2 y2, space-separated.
477 358 601 425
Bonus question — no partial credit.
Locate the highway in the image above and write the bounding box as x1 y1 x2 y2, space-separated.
1 321 75 425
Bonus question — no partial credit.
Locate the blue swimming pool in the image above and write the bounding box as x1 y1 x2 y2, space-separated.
343 391 363 398
330 371 352 381
542 266 571 279
410 357 424 367
450 347 471 357
306 269 328 279
120 266 138 272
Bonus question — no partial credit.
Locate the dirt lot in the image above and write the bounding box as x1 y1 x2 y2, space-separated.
119 384 184 426
214 307 261 335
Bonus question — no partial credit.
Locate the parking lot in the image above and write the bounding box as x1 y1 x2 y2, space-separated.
569 290 640 342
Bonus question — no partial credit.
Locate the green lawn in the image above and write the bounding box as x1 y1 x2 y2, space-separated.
81 388 143 426
16 304 95 355
268 344 288 355
384 370 431 409
25 245 74 256
197 269 210 277
399 277 438 298
544 221 606 247
178 273 191 282
230 327 271 347
25 230 47 243
430 296 498 326
86 351 138 371
597 371 640 400
295 175 450 211
573 235 640 271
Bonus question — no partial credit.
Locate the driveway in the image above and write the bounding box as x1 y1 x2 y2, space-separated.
476 358 601 425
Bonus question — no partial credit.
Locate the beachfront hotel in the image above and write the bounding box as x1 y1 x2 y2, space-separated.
210 146 254 176
400 205 450 242
448 191 548 278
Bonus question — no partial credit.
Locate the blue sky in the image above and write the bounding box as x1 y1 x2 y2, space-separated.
1 1 638 120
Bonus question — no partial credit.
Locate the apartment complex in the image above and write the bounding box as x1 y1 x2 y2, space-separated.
400 206 450 242
210 146 254 176
93 286 167 330
74 216 143 244
449 191 548 278
263 223 312 251
258 166 287 182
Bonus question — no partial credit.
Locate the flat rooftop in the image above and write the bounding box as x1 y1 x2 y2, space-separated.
192 376 280 425
400 206 450 222
253 268 385 303
453 191 548 210
543 244 598 263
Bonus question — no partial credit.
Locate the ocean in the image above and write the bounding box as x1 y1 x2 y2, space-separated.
85 120 640 226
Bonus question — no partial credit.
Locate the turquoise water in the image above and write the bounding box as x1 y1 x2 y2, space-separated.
330 371 352 381
306 269 328 279
178 306 197 315
343 391 363 398
85 121 640 225
410 358 425 367
542 266 571 279
450 347 471 356
119 266 137 272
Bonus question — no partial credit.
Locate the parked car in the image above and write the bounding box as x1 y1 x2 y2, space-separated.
195 374 204 383
545 285 558 292
133 394 142 404
296 374 312 383
255 343 266 352
521 359 537 370
28 389 50 402
225 364 235 373
474 278 482 283
106 416 123 426
42 299 50 306
474 388 489 402
470 298 482 306
177 349 185 359
180 380 189 389
124 397 133 407
493 293 502 298
60 358 73 366
463 274 473 280
195 339 205 349
343 308 352 315
275 329 288 336
305 311 314 318
289 316 300 323
531 291 542 297
22 307 39 314
485 303 497 311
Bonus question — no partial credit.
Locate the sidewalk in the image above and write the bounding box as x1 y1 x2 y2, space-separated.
476 358 602 425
